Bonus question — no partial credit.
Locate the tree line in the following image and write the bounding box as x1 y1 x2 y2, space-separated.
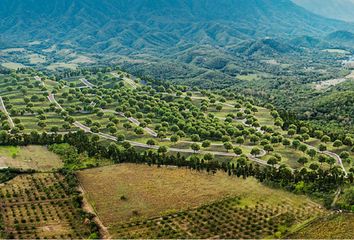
0 129 351 209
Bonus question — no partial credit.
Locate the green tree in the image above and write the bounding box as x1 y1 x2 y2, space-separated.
191 134 200 142
250 135 259 144
202 140 211 148
134 127 144 135
216 104 223 111
319 144 327 151
158 146 168 154
321 135 331 143
287 129 296 136
223 142 233 152
282 138 290 146
263 144 274 153
146 139 156 146
250 147 261 157
292 140 301 149
326 157 336 167
117 134 125 142
170 135 179 143
298 144 308 153
235 136 245 145
333 140 343 148
306 149 317 159
204 153 214 161
267 157 278 166
298 157 308 166
191 143 201 153
233 147 243 155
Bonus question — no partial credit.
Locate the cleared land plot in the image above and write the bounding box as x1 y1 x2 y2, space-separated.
28 54 46 64
47 62 77 70
322 49 350 54
1 62 26 70
290 213 354 239
0 145 63 171
78 164 327 238
314 70 354 90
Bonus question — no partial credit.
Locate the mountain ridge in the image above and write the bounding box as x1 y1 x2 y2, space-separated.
1 0 353 54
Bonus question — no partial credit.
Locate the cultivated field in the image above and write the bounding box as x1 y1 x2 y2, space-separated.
0 173 92 239
78 163 327 238
290 213 354 239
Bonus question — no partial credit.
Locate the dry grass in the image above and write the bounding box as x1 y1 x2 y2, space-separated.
0 145 63 171
1 62 26 70
77 163 325 228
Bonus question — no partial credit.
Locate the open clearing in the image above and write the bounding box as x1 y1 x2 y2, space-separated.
322 49 351 54
314 70 354 90
0 145 63 171
290 213 354 239
28 54 46 64
78 164 327 238
69 55 95 64
46 62 77 70
1 62 26 70
0 48 26 53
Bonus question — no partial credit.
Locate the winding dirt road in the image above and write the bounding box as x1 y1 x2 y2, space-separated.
111 72 138 89
80 78 95 88
0 96 14 128
323 150 347 176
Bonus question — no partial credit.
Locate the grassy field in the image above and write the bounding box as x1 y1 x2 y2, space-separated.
0 145 63 171
290 213 354 239
78 163 327 238
28 54 46 64
46 62 77 70
1 62 26 70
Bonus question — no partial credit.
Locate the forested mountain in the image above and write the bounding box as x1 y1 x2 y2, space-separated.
326 30 354 45
0 0 352 53
293 0 354 22
1 0 353 132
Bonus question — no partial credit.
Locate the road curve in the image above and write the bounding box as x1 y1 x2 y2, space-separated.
0 96 14 128
324 150 348 176
305 143 347 176
48 93 64 110
80 78 95 88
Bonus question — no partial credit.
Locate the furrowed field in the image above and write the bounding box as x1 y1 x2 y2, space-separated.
0 173 94 239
